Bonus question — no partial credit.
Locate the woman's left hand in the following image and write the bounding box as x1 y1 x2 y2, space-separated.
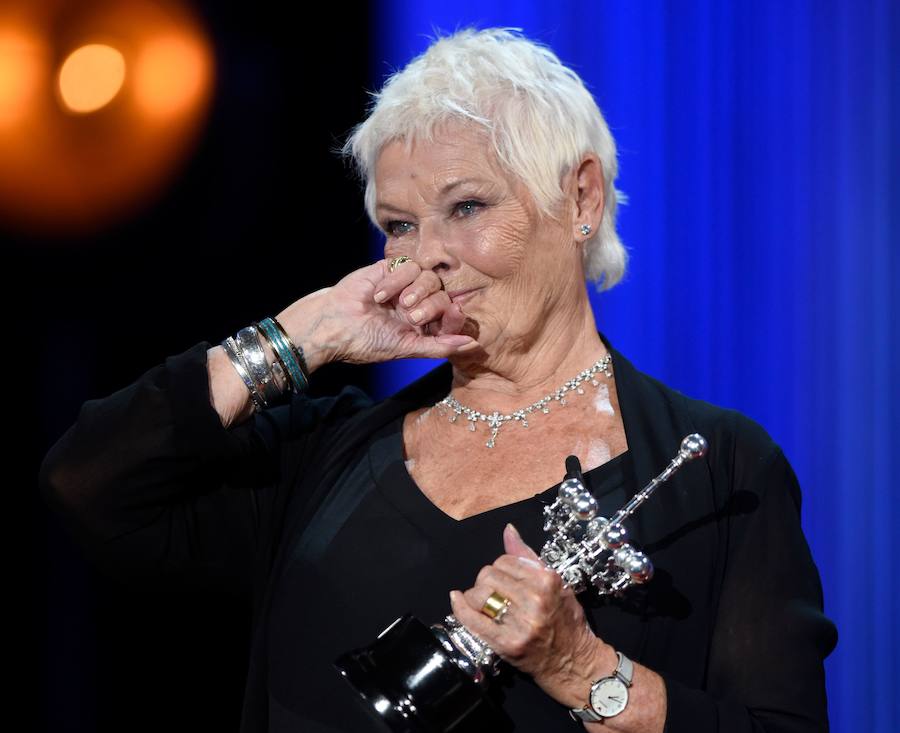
449 523 612 707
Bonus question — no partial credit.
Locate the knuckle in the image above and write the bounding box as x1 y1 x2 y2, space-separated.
538 570 561 593
388 261 418 286
495 555 516 573
475 566 493 585
534 595 554 617
422 301 441 319
419 270 442 289
507 637 529 658
525 589 546 611
423 290 452 313
399 272 418 290
423 288 449 305
524 616 543 637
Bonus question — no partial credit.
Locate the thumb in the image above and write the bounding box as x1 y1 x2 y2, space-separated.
408 333 480 360
503 523 542 562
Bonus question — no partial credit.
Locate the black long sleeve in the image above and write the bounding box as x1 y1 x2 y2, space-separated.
659 434 836 732
38 340 369 596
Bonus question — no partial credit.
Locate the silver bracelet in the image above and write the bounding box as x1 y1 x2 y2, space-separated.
221 336 267 413
235 326 283 406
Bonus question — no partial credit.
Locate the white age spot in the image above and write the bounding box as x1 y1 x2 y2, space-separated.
585 440 611 466
572 438 612 469
593 383 614 415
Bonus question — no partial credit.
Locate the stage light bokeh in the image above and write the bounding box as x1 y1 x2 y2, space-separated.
0 26 47 128
0 0 215 237
58 44 125 113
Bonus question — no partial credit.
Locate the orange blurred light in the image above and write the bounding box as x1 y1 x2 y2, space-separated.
58 43 125 113
0 0 216 237
0 26 46 128
134 34 210 119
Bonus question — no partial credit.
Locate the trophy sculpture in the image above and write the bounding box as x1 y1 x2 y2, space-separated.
335 434 708 733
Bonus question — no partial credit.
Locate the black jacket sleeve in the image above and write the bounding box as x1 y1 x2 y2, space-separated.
661 432 837 732
38 340 371 596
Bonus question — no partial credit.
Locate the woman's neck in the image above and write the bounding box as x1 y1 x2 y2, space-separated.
447 303 607 415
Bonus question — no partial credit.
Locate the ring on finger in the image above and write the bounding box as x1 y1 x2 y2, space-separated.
389 255 412 272
481 591 511 624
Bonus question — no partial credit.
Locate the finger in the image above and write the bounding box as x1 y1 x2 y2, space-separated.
406 333 481 359
398 269 443 309
494 553 543 580
373 258 420 303
436 300 467 336
404 289 453 328
449 589 509 653
464 576 545 623
503 523 543 563
475 563 522 592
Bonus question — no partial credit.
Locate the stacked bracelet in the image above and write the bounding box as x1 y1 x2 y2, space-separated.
222 336 269 413
220 317 311 413
255 317 310 394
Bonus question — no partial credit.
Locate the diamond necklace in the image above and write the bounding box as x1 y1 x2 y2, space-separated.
433 353 613 449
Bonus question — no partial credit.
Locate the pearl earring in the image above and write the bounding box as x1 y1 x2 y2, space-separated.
580 224 592 236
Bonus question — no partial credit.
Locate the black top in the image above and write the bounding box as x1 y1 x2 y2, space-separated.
39 332 837 732
267 412 634 731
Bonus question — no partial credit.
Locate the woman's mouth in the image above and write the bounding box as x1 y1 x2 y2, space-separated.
448 288 481 304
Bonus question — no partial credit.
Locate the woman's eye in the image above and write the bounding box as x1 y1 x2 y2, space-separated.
455 200 482 217
385 202 481 236
386 221 413 237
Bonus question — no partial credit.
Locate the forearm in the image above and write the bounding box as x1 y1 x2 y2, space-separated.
208 287 338 428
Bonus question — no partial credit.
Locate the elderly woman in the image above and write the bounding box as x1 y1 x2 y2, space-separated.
40 28 835 733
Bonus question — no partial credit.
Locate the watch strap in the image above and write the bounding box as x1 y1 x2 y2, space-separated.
570 706 605 722
615 651 634 687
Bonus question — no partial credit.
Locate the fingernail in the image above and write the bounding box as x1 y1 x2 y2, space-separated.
456 340 480 352
505 522 521 538
374 290 387 303
402 293 416 306
410 309 424 323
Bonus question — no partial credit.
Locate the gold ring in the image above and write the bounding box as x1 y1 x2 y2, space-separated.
388 255 411 272
481 591 511 623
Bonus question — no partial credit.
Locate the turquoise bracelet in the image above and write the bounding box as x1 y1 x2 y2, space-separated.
256 317 309 393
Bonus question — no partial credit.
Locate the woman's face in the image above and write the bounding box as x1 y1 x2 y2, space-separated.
373 121 582 355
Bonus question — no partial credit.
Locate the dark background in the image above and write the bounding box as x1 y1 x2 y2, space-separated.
27 4 374 730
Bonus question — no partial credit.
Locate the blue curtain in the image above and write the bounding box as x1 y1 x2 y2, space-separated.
368 3 899 731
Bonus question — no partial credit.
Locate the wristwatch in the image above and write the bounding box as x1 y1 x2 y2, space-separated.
569 650 633 723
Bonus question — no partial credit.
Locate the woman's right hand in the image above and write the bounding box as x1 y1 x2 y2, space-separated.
274 258 480 371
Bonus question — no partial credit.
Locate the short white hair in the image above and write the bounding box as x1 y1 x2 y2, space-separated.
341 27 627 291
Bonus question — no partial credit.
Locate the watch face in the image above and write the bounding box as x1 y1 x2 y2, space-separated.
589 677 629 717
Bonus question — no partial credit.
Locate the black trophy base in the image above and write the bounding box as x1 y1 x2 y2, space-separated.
335 614 512 733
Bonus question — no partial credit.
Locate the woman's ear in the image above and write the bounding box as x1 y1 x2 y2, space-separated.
571 154 605 238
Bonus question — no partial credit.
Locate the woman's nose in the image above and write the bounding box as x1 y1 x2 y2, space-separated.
415 221 457 273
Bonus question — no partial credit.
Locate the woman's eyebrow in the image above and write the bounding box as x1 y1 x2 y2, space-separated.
376 178 494 215
436 177 491 195
375 202 412 216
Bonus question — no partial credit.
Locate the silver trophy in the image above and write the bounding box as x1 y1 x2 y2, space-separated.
336 434 708 732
